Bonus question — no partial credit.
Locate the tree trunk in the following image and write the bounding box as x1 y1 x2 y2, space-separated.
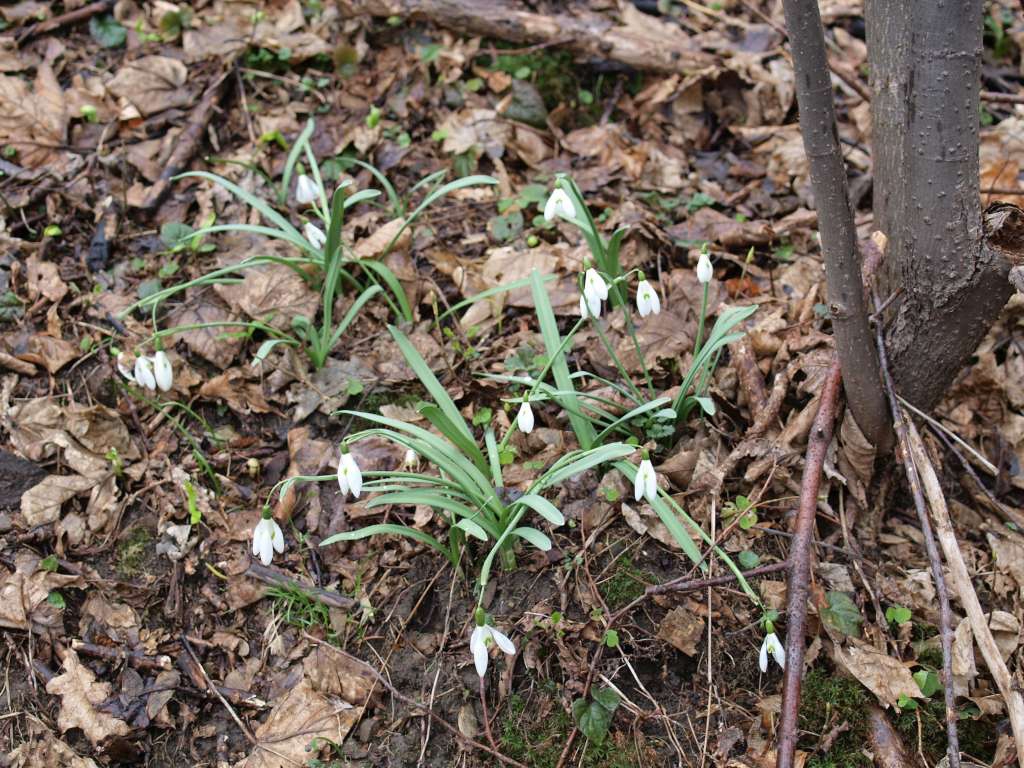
867 0 1012 409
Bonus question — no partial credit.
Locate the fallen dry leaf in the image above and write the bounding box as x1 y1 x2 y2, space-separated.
0 550 83 632
107 56 191 118
21 474 97 527
46 649 130 746
657 606 705 655
236 675 361 768
832 640 920 709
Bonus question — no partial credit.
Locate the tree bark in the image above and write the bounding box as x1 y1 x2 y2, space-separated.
780 0 892 448
867 0 1012 409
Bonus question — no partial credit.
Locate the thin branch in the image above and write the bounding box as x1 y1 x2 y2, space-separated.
780 0 891 449
871 293 961 768
776 357 843 768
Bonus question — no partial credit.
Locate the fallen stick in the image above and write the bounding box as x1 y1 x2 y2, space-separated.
71 639 173 671
138 67 234 211
245 562 355 610
906 420 1024 763
16 0 114 45
177 646 268 711
336 0 716 75
873 289 961 768
865 705 917 768
776 356 842 768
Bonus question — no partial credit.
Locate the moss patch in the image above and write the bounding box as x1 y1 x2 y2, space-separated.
500 691 646 768
799 669 871 768
116 526 153 578
599 556 653 610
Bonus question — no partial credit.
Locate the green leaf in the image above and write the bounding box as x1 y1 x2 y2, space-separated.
738 550 760 569
913 669 942 698
530 270 597 449
897 694 918 710
821 591 863 638
389 326 484 467
160 222 195 248
321 523 456 566
90 14 126 47
571 687 620 745
47 591 66 609
39 555 59 573
603 629 619 648
885 604 912 624
455 518 489 541
512 526 551 551
515 494 565 526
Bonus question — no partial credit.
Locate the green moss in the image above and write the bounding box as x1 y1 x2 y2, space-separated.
116 527 153 578
799 669 871 768
500 692 643 768
894 698 996 764
600 556 653 610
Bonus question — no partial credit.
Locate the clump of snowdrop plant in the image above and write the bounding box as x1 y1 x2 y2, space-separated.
121 118 497 372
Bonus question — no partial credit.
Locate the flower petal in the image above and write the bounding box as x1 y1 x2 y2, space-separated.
759 636 769 673
517 402 534 434
491 628 516 655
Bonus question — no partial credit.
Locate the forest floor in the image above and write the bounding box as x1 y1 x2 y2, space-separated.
3 1 1024 767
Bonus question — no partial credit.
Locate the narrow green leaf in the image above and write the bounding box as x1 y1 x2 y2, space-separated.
321 523 455 566
455 518 489 541
512 526 551 551
515 494 565 526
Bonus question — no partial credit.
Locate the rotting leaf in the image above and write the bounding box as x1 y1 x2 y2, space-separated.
821 590 863 638
45 650 130 746
832 641 920 709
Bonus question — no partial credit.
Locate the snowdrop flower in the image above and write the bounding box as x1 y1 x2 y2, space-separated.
633 453 658 503
304 221 326 249
516 397 535 434
543 187 575 222
116 352 136 383
404 448 419 471
152 350 173 392
636 277 661 317
696 249 713 284
759 632 786 672
579 293 601 319
134 355 157 390
337 445 363 499
583 267 609 306
470 613 516 678
252 507 284 566
295 174 319 206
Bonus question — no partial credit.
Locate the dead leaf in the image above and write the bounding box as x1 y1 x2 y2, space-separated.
214 262 319 332
657 606 705 655
353 217 409 260
23 335 78 374
0 550 83 631
26 253 68 304
46 650 130 746
0 64 72 172
236 676 360 768
200 369 274 415
6 722 99 768
107 56 190 118
21 474 97 526
303 646 377 703
832 641 920 708
169 292 244 369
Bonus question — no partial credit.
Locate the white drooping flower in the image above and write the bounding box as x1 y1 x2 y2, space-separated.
517 399 535 434
134 355 157 391
543 187 576 222
304 222 326 249
152 351 173 392
116 352 136 383
636 279 661 317
584 268 608 305
404 448 419 470
470 622 516 678
696 250 713 284
295 174 319 205
633 457 658 503
579 293 601 319
337 447 363 499
252 511 284 566
759 632 786 672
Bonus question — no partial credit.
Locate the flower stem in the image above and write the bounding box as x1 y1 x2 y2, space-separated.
693 282 710 359
592 320 645 403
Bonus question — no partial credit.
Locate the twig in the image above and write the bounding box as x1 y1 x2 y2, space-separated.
16 0 114 45
138 67 234 210
645 561 788 597
866 705 917 768
479 677 497 750
245 562 355 609
776 358 843 768
872 292 961 768
780 0 891 448
981 90 1024 104
302 634 528 768
180 636 258 743
905 420 1024 763
70 639 172 671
